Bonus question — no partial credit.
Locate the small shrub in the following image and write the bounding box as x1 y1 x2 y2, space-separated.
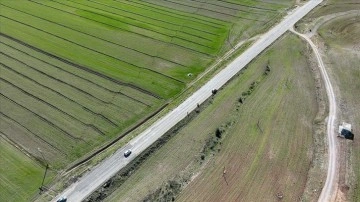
216 128 222 138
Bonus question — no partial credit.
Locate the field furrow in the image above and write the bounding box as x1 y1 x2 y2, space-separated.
0 49 137 115
0 112 66 156
0 13 186 83
0 94 82 147
0 18 183 99
0 77 109 136
89 0 222 37
145 0 264 21
0 34 161 102
0 3 191 70
68 0 217 43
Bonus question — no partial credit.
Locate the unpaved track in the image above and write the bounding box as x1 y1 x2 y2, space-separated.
52 1 323 201
291 29 338 202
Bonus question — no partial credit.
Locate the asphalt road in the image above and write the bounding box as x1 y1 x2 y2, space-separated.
53 1 323 201
291 28 338 202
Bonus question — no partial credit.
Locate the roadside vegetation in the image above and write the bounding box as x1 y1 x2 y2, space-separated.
0 0 294 200
102 34 318 202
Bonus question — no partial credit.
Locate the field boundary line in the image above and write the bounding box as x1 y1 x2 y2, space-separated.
0 112 65 155
147 0 264 21
1 52 126 114
0 71 107 136
0 40 151 106
0 62 120 127
66 0 216 42
0 15 186 84
29 0 213 56
0 33 162 99
89 0 223 35
1 3 190 69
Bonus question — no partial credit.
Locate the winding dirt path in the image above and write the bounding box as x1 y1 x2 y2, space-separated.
290 28 338 202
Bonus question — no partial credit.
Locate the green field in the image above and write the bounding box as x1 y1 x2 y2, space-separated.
0 0 294 201
0 136 54 202
104 34 318 201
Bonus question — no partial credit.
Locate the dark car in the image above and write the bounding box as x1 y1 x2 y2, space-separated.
124 149 132 157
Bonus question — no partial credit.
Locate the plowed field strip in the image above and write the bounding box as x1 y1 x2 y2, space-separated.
0 33 161 99
117 0 225 36
0 93 83 140
0 38 154 105
0 16 185 84
29 0 214 57
0 78 106 136
186 0 264 15
67 0 216 42
49 0 215 49
89 0 222 36
0 49 140 123
29 0 212 57
0 111 66 156
146 0 263 21
0 51 125 112
0 62 119 128
125 0 227 25
0 3 189 69
218 0 278 11
0 112 65 155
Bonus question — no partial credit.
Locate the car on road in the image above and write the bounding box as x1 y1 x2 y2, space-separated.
56 196 67 202
124 149 132 157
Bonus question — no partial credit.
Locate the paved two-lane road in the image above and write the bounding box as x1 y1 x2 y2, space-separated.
54 1 323 201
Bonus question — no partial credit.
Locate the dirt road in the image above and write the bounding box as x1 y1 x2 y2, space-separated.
291 29 338 202
52 1 323 201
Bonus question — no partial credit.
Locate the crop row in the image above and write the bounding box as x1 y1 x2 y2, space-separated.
0 34 167 165
0 34 160 102
0 54 142 134
0 13 183 83
32 0 223 54
0 16 184 99
146 0 265 21
0 111 66 156
66 0 221 41
0 4 189 68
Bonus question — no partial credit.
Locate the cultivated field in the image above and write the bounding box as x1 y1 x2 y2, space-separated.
317 14 360 201
0 0 294 200
104 34 318 202
0 136 53 202
0 33 162 169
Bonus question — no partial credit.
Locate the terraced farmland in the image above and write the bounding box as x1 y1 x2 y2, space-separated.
0 0 292 166
0 33 163 168
0 0 294 200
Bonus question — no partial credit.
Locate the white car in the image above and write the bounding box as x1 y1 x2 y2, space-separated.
56 196 67 202
124 149 132 157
